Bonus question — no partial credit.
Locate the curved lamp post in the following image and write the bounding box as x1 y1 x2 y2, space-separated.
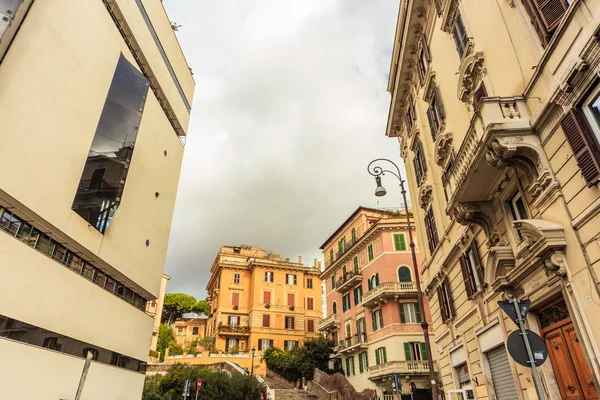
251 346 256 376
367 158 438 400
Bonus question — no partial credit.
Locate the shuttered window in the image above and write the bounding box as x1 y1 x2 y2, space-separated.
285 316 295 330
400 303 421 323
288 293 295 307
406 95 417 136
353 286 363 306
413 140 428 186
330 249 334 265
232 293 240 306
393 233 407 251
424 206 439 253
263 314 270 327
459 240 485 298
375 347 387 365
372 309 384 331
367 243 374 261
427 85 445 140
437 278 455 323
560 109 600 187
306 297 314 310
452 11 469 58
307 320 314 332
353 256 359 272
263 291 271 304
417 33 431 85
306 278 313 289
522 0 569 46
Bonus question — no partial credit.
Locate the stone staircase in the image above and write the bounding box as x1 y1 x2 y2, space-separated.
261 377 320 400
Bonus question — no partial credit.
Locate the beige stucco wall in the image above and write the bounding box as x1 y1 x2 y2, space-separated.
0 338 145 400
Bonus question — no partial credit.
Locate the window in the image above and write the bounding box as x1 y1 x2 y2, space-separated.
460 240 484 298
367 243 374 261
83 347 100 361
372 309 384 331
406 94 417 136
508 191 528 221
331 275 336 290
356 318 366 338
398 266 411 282
417 33 431 85
353 256 359 273
258 339 273 351
307 278 313 289
263 291 271 305
341 237 346 252
560 108 600 186
228 316 239 326
306 297 314 310
232 292 240 307
332 302 337 314
393 233 407 251
358 351 369 373
286 274 297 285
178 327 184 333
233 273 240 284
521 0 569 46
424 206 439 253
375 347 387 365
400 303 422 323
263 314 270 327
345 356 355 376
353 286 363 306
345 323 352 338
351 228 357 243
437 278 456 323
330 249 334 265
473 83 488 110
413 140 428 186
426 85 445 140
284 340 298 350
285 316 295 330
404 342 428 360
264 271 274 282
288 293 295 307
342 265 347 277
307 320 315 332
72 55 149 233
42 337 59 350
367 273 379 290
342 293 351 312
192 327 199 335
453 11 469 58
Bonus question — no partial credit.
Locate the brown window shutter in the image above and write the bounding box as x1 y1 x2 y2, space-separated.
427 107 437 140
413 155 423 185
434 85 446 120
288 293 294 306
560 109 600 187
409 95 417 122
418 141 427 175
308 320 314 332
307 297 314 310
232 293 239 306
522 0 551 46
437 286 447 322
446 278 456 318
471 240 485 285
421 34 431 63
535 0 568 33
424 212 434 253
291 317 295 329
459 255 474 298
263 314 270 327
258 339 263 351
228 316 232 325
428 208 439 249
264 291 271 304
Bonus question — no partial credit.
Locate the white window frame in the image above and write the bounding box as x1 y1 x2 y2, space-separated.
261 339 271 350
465 246 482 291
233 273 240 284
582 83 600 141
403 303 418 323
264 271 273 282
373 309 383 330
286 274 296 285
230 316 239 326
409 342 423 360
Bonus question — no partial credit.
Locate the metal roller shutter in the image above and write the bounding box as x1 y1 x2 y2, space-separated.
487 346 519 400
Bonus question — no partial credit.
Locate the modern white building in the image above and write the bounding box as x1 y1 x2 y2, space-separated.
0 0 194 398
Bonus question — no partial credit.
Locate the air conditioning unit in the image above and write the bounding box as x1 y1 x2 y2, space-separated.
265 304 271 309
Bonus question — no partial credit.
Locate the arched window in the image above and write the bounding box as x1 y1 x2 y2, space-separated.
368 273 380 290
398 266 412 282
351 228 357 243
332 302 337 314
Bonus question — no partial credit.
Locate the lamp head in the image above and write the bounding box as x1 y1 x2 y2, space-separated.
374 176 387 197
251 346 256 355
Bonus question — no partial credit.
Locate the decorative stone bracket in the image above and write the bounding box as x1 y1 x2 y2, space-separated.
457 52 485 104
419 185 433 210
451 201 501 247
435 132 453 166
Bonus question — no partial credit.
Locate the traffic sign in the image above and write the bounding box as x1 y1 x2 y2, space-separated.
507 329 548 368
391 374 401 393
409 381 416 393
498 300 531 326
197 378 202 390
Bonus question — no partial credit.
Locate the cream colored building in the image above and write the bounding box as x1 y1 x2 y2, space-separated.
148 273 170 352
174 313 208 348
386 1 600 400
0 0 194 398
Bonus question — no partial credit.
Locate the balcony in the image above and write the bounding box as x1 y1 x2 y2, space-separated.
368 360 430 380
317 313 340 332
335 270 362 293
337 333 368 354
217 325 250 336
361 282 417 309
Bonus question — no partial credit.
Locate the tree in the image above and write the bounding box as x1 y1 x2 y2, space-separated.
162 293 197 325
191 299 208 314
263 336 334 381
157 323 174 362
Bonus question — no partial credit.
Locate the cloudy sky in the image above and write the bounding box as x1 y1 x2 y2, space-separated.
162 0 408 299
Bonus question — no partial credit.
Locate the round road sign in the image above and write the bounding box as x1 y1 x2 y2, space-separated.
507 329 548 368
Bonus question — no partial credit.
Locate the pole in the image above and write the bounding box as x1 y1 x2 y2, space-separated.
74 351 93 400
251 351 255 376
399 178 439 400
511 298 545 400
195 389 199 400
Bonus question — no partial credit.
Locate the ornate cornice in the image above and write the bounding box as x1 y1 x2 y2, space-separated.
441 0 460 33
457 52 485 103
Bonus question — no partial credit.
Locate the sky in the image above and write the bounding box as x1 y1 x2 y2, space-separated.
162 0 408 299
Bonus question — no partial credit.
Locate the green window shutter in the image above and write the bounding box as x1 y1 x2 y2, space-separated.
353 256 359 272
400 303 406 323
330 249 334 263
368 244 374 261
404 343 412 361
352 228 356 242
383 347 387 363
420 342 428 360
375 349 380 364
378 309 384 328
342 266 347 276
415 303 422 323
345 358 349 375
365 352 369 368
399 234 407 250
351 357 355 375
368 279 372 291
359 352 364 373
375 273 380 286
372 312 377 330
331 276 335 289
394 234 405 251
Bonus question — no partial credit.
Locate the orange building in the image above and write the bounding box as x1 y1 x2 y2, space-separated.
206 245 322 356
319 207 435 397
173 313 208 348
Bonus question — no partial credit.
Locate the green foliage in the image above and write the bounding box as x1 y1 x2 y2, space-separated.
191 299 208 314
263 337 333 382
157 323 174 362
187 339 199 355
197 337 216 352
149 349 159 359
169 341 184 356
142 364 267 400
162 293 197 324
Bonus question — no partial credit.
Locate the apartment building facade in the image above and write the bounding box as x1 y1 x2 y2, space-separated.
148 273 171 352
386 1 600 400
205 246 323 356
0 0 194 398
174 313 208 348
318 207 434 397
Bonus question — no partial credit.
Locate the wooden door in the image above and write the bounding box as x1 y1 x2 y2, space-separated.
563 324 598 400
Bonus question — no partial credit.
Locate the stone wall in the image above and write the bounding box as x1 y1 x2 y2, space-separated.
312 369 377 400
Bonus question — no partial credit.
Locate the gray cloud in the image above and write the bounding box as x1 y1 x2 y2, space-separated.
163 0 407 299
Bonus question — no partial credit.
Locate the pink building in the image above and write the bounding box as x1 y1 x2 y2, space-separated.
318 207 435 397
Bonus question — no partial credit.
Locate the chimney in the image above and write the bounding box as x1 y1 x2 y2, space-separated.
298 256 303 264
318 261 322 271
313 258 318 268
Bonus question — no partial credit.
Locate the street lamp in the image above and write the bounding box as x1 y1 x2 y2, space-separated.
367 158 439 400
251 346 256 376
